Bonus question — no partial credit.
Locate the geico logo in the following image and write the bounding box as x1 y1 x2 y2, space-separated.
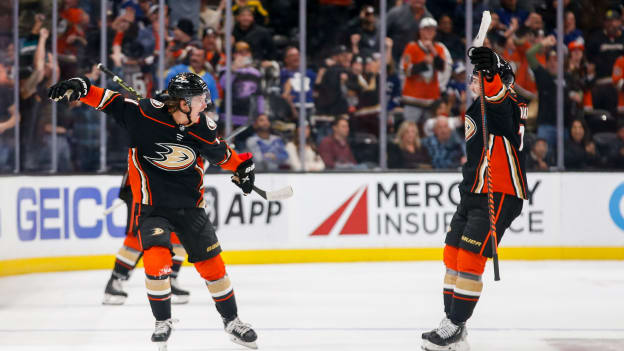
16 187 127 241
609 183 624 231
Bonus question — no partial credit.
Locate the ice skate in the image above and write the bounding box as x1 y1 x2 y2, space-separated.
421 317 469 351
224 316 258 349
102 276 127 305
170 278 190 304
151 318 176 351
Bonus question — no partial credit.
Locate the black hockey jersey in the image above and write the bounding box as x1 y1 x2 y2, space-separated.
80 85 244 208
460 74 528 200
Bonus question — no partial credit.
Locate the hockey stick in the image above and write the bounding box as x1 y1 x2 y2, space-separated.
473 11 501 281
103 200 125 215
96 63 293 202
97 63 143 101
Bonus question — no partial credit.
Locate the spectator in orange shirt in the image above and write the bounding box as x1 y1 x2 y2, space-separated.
202 27 225 74
57 5 89 57
401 17 452 124
509 27 544 100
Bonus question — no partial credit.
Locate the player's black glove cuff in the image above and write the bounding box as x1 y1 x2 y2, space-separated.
48 76 91 102
232 158 255 195
468 47 498 76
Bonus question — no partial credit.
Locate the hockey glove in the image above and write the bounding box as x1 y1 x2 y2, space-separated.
468 47 499 76
232 153 255 195
48 76 91 102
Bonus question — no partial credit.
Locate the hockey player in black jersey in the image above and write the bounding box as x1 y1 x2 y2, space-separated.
421 47 527 351
49 72 258 350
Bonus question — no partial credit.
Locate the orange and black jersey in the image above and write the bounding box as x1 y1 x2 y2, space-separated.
460 74 528 200
80 85 245 208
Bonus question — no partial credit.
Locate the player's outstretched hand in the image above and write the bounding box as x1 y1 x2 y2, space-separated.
48 76 91 102
468 47 497 75
232 153 255 195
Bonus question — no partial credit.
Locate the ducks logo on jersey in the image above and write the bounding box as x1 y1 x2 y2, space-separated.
144 143 196 171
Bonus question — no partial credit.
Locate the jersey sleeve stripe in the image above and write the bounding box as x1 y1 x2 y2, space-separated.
510 146 528 199
475 134 495 194
194 159 205 208
470 148 486 192
502 137 524 199
188 131 217 144
99 92 122 110
485 89 508 103
139 107 175 128
130 148 152 205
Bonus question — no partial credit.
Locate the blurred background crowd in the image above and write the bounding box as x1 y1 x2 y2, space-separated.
1 0 623 174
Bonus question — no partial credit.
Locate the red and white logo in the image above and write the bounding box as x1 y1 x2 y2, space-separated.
310 185 368 236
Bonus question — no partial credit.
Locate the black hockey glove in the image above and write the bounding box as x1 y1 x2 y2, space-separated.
232 154 255 195
468 47 499 76
48 76 91 102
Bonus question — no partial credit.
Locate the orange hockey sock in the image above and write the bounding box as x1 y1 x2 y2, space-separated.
194 255 237 321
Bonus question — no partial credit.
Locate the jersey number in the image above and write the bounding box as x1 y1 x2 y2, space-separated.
517 104 527 151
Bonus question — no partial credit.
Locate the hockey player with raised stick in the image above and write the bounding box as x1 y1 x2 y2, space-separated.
421 46 528 351
49 72 258 350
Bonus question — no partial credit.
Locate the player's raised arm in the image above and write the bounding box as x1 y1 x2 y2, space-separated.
48 76 139 128
468 46 515 103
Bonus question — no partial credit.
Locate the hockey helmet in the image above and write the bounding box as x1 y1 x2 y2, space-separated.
167 72 212 109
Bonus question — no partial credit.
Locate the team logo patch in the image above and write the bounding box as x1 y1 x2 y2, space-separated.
150 99 164 108
144 143 197 171
465 114 477 141
206 115 217 130
152 228 165 236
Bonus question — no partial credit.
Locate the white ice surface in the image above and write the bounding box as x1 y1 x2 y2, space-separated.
1 261 623 351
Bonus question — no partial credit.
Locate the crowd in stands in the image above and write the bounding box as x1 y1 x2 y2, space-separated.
1 0 624 173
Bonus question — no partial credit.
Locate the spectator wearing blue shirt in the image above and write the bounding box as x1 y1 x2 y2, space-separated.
280 46 316 113
563 11 583 46
245 114 289 171
495 0 529 27
165 44 219 104
422 116 464 169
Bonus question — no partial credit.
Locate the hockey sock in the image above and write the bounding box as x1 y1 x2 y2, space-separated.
170 243 187 279
206 275 237 322
112 235 143 280
443 269 458 317
144 246 173 321
449 272 483 324
449 249 486 324
194 255 238 321
442 245 459 317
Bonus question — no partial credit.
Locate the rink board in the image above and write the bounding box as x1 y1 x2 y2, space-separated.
0 172 623 275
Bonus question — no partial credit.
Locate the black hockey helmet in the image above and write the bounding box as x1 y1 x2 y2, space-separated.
167 72 212 108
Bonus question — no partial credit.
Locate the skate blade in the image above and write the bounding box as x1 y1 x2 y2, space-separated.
102 294 126 305
421 340 469 351
155 341 168 351
171 294 190 304
229 335 258 349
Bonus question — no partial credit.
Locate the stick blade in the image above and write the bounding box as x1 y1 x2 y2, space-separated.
473 11 491 47
265 186 294 201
